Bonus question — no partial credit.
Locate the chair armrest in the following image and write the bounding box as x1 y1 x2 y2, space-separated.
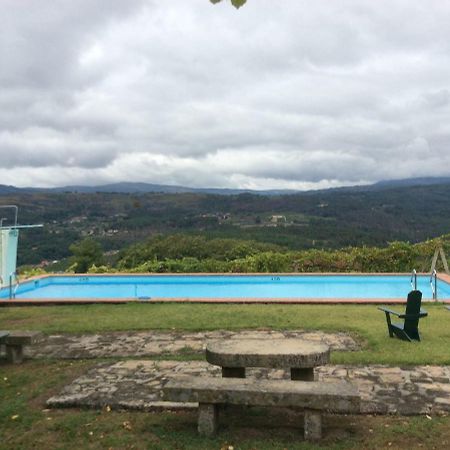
378 307 401 317
400 310 428 320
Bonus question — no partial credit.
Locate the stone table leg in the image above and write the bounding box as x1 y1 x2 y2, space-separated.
291 367 314 381
6 345 24 364
222 367 245 378
198 403 218 436
304 409 322 441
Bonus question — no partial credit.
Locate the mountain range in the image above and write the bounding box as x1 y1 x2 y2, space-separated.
1 176 450 196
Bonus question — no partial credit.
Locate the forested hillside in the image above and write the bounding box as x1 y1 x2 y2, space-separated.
0 181 449 267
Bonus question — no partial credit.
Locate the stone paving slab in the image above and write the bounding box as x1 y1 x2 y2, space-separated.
47 360 450 416
28 330 359 359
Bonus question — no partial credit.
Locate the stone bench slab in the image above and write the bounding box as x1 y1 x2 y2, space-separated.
164 376 360 440
5 331 44 346
163 376 360 412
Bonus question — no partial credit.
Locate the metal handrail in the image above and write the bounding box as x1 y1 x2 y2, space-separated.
9 272 19 299
13 274 20 298
410 269 417 290
430 269 437 301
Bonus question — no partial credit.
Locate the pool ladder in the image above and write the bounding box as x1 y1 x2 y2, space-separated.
410 269 417 290
411 269 438 300
430 269 437 301
8 272 19 299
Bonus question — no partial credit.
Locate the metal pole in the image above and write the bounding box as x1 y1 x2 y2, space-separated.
435 273 438 301
0 206 18 228
410 269 417 290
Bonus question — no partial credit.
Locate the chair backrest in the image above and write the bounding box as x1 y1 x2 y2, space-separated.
404 290 422 333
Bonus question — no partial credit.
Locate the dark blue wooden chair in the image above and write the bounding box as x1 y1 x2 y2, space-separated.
378 290 427 342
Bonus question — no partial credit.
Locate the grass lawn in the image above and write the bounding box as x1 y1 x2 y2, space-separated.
0 361 450 450
1 303 450 449
1 302 450 365
0 360 449 450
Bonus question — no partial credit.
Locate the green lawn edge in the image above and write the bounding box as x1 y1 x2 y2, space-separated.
2 303 450 365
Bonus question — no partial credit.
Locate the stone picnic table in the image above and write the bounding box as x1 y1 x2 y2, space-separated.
168 337 342 439
206 338 330 381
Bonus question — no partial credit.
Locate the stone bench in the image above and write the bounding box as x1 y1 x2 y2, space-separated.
163 376 360 440
0 331 43 364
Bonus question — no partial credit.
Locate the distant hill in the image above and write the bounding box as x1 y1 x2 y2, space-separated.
1 176 450 196
0 182 297 196
372 177 450 189
0 185 25 195
48 182 298 196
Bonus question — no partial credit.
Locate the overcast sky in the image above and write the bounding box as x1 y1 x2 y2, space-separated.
1 0 450 190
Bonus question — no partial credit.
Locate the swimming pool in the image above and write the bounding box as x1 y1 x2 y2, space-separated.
1 274 450 303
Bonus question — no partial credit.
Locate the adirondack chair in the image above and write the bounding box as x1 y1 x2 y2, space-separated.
378 290 427 342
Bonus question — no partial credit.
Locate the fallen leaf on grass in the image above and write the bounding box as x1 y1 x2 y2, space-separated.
11 415 19 420
122 421 132 431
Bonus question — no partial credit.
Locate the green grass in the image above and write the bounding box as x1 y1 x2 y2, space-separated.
1 360 449 450
1 303 450 365
2 304 450 449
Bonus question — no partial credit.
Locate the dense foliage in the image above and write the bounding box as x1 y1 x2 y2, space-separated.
69 238 104 273
85 233 450 274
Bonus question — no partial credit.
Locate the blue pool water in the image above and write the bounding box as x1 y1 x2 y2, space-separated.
1 275 449 300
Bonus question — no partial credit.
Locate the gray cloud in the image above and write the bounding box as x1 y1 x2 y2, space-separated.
1 0 450 189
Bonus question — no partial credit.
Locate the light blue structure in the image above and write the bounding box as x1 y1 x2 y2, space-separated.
0 205 43 293
0 227 19 287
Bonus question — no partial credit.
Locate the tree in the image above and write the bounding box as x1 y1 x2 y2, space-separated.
210 0 247 9
69 238 104 273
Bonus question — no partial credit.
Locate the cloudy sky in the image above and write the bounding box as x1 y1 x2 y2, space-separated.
1 0 450 190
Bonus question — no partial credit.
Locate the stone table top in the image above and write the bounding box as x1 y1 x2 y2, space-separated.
206 338 330 369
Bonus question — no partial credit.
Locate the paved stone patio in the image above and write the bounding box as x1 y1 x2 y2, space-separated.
28 329 359 359
47 360 450 415
34 330 450 417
